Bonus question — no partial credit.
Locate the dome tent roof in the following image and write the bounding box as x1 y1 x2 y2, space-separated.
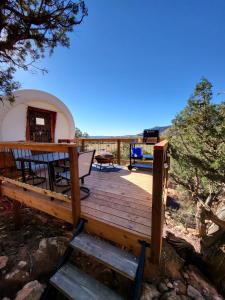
0 89 75 141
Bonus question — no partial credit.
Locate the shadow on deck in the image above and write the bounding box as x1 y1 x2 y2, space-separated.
80 167 153 253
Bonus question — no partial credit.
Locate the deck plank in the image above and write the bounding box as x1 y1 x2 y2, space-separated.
85 169 152 201
50 263 123 300
82 201 151 227
89 188 151 206
70 232 138 280
80 167 153 240
81 206 151 236
86 197 151 218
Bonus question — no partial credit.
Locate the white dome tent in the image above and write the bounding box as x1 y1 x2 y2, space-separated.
0 89 75 142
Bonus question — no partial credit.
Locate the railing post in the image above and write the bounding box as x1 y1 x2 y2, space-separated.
0 178 2 196
151 144 165 265
117 140 121 165
68 146 81 227
81 140 85 152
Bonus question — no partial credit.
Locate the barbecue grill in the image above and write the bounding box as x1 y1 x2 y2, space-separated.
127 129 159 171
143 129 160 144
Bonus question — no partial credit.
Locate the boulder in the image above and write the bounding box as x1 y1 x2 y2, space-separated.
160 290 182 300
17 261 27 270
0 256 8 270
33 236 68 275
173 280 187 295
141 283 160 300
15 280 44 300
158 282 169 293
5 269 29 282
186 265 223 300
187 285 204 300
37 236 68 255
166 282 174 289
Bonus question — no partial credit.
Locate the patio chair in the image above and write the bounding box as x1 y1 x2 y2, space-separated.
12 149 46 185
59 150 95 200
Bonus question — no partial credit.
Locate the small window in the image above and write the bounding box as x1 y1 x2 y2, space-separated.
36 117 45 125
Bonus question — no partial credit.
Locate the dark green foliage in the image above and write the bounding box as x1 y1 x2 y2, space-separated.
75 127 89 138
0 67 20 103
0 0 87 103
168 78 225 203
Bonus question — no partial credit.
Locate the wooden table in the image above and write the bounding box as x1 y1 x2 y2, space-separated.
16 152 69 190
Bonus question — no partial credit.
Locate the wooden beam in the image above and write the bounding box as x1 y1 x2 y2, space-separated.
82 214 151 257
60 137 166 145
76 138 140 143
0 177 71 203
81 140 85 152
151 141 168 264
154 139 168 150
1 183 73 223
68 147 81 227
0 142 75 152
0 178 2 198
117 140 121 165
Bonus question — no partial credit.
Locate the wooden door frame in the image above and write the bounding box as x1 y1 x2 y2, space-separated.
26 106 57 142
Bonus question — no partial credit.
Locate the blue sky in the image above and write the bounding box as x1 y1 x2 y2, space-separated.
15 0 225 136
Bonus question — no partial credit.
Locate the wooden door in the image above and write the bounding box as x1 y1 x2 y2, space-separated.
26 106 56 143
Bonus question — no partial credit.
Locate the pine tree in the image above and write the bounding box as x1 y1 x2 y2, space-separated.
168 78 225 236
0 0 87 103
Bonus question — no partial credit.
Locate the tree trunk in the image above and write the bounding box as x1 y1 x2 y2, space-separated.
196 201 207 237
200 206 225 294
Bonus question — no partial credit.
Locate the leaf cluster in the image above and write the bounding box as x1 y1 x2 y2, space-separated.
168 78 225 202
0 0 87 103
75 127 89 138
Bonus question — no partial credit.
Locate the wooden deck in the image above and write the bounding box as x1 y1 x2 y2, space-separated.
1 167 153 254
80 168 152 252
0 140 168 262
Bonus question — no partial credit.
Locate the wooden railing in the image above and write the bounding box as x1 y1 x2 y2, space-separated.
0 140 169 263
0 142 81 227
151 140 169 264
58 137 161 165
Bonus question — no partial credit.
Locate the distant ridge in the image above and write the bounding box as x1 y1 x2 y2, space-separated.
89 125 171 138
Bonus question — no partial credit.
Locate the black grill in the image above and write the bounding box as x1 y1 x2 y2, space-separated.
143 129 159 144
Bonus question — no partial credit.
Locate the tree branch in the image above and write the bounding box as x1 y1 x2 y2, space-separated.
205 209 225 231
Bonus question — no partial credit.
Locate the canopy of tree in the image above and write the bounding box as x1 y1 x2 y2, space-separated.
0 0 87 103
168 78 225 236
169 78 225 204
75 127 89 138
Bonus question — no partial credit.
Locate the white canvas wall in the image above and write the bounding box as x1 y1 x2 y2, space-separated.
0 90 75 142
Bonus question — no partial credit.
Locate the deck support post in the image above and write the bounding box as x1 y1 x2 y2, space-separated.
0 178 2 198
151 141 168 264
81 140 85 152
68 146 81 227
117 140 121 165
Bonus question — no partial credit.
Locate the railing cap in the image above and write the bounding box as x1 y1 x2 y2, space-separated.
154 140 168 150
0 142 77 152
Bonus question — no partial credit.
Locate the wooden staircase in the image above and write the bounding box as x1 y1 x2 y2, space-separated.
43 219 148 300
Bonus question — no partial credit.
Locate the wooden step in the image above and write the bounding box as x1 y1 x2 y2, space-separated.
70 232 138 280
50 262 123 300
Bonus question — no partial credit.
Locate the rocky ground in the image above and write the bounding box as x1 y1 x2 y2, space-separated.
0 195 224 300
